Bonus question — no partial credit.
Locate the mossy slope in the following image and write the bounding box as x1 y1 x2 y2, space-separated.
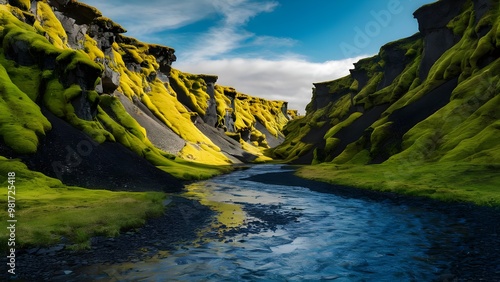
0 0 292 249
0 1 291 183
0 156 166 250
274 0 500 205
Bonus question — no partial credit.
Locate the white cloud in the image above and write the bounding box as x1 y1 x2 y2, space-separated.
251 35 298 47
175 56 368 113
81 0 217 34
80 0 368 113
82 0 289 61
212 0 278 25
180 0 281 61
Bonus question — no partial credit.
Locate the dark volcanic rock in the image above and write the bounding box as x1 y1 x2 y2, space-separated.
71 90 98 121
54 10 88 49
378 34 422 90
23 107 183 192
200 75 219 127
414 0 467 79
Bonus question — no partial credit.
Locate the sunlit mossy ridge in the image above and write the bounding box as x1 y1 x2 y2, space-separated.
0 2 198 178
0 0 293 182
274 0 500 205
167 70 289 150
0 1 172 249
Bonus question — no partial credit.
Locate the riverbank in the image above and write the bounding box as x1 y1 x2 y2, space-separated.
0 156 234 252
245 167 500 281
5 196 214 281
295 162 500 207
5 165 500 281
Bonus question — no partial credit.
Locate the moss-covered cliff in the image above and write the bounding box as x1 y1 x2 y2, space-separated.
0 0 291 187
0 0 293 249
273 0 500 205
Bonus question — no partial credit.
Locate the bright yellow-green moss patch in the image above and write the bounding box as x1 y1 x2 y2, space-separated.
0 53 42 101
158 159 232 180
57 48 103 73
169 69 210 116
1 9 61 58
287 110 299 119
36 1 68 49
83 34 104 61
0 63 51 154
178 143 231 165
0 157 166 250
213 85 233 127
215 85 288 149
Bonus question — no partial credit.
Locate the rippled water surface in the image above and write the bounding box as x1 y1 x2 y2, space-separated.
100 165 469 281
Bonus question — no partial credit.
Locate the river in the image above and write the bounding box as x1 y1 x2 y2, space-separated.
76 164 498 281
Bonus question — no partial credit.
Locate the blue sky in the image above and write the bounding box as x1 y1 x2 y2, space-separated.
80 0 435 112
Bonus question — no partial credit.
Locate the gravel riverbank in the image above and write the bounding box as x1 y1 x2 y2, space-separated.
5 197 214 281
5 168 500 281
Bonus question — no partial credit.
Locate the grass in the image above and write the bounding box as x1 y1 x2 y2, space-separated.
296 162 500 207
0 157 167 250
158 158 233 181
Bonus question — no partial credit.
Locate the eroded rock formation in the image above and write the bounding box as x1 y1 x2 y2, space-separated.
0 0 291 190
273 0 500 167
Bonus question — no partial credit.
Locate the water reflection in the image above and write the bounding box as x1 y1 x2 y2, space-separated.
95 165 467 281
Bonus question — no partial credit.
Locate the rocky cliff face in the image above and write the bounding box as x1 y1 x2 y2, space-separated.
0 0 290 190
273 0 500 167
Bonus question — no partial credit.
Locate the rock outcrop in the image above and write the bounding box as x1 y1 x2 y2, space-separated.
272 0 500 167
0 0 291 191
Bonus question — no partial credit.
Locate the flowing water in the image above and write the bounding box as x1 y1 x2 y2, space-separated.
92 165 472 281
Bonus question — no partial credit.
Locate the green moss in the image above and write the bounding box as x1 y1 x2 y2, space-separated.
0 53 42 101
324 137 340 152
36 1 68 49
169 69 210 117
353 73 383 109
56 49 103 74
0 64 51 154
1 21 60 61
442 120 500 163
43 78 66 117
391 61 500 164
0 157 166 249
158 159 232 180
332 137 368 165
446 1 474 36
83 34 104 61
324 112 363 139
370 122 394 153
297 162 500 206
